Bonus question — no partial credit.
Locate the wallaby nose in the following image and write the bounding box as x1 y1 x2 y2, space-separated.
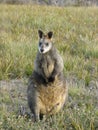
40 49 44 53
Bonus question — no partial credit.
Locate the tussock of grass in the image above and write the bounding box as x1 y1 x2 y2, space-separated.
0 5 98 130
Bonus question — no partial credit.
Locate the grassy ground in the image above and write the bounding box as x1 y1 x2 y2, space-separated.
0 4 98 130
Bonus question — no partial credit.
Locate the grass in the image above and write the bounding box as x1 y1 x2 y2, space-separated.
0 4 98 130
0 79 98 130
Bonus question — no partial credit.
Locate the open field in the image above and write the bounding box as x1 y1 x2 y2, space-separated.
0 5 98 130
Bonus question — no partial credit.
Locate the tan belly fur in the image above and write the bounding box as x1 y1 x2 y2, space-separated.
36 80 67 115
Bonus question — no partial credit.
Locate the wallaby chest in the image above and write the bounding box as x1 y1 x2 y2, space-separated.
39 54 54 77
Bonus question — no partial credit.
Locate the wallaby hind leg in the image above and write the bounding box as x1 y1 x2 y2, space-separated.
28 101 40 122
33 107 40 122
27 88 40 121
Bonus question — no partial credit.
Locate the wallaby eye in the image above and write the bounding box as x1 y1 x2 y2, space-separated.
46 43 49 46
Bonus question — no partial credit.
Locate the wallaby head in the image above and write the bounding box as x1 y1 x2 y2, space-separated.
38 30 53 54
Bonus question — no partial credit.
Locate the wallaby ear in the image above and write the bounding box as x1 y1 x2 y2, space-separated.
47 31 53 39
38 30 43 38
